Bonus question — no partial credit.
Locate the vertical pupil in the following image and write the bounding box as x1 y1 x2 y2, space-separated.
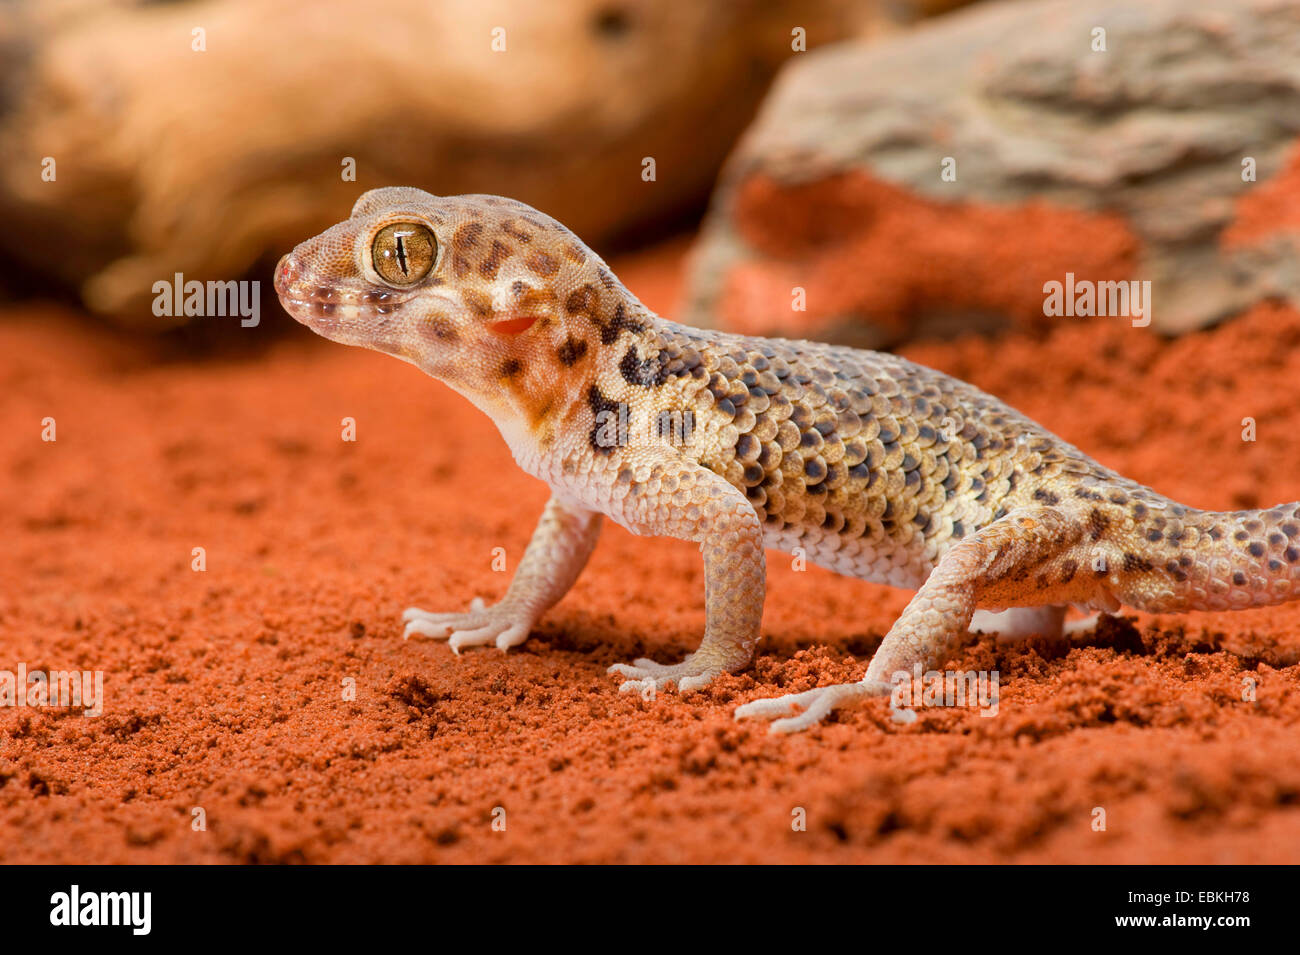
395 235 408 275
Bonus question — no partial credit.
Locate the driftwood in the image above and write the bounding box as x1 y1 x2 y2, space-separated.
0 0 893 327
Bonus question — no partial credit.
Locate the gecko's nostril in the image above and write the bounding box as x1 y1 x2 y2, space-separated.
274 255 292 294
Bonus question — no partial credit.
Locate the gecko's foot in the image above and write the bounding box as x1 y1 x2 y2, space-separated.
733 679 890 733
608 654 724 696
402 597 534 652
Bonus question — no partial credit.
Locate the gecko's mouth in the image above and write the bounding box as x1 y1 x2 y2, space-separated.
274 253 404 335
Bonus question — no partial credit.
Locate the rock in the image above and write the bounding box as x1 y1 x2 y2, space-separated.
0 0 883 327
683 0 1300 344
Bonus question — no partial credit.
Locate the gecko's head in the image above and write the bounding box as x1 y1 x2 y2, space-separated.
275 187 647 414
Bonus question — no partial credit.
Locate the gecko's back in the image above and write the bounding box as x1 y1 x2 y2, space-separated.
638 318 1132 591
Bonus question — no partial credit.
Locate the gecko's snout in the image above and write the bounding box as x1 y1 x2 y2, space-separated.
273 254 292 299
273 251 331 331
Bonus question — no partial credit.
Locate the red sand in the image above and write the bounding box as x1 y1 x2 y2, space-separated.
2 244 1299 864
720 172 1139 343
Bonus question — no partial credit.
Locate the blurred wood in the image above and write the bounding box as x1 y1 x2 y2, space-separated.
0 0 960 328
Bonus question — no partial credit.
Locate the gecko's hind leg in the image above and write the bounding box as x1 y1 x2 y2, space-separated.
738 507 1088 733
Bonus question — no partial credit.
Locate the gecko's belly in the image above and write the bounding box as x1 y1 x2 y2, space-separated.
761 522 934 590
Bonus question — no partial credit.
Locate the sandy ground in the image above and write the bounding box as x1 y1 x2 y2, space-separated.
1 240 1299 864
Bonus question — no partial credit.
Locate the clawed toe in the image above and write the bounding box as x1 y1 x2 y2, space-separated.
734 680 889 733
607 655 721 695
401 601 533 652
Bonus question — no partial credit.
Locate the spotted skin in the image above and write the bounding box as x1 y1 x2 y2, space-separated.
276 187 1300 733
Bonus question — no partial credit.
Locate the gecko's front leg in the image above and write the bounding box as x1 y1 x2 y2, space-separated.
606 456 765 695
404 494 601 651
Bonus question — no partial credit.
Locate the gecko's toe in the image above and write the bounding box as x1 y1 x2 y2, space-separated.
404 597 487 624
677 673 716 694
607 663 646 679
608 656 722 695
447 625 502 652
735 681 886 733
402 600 535 652
404 617 453 639
494 624 530 650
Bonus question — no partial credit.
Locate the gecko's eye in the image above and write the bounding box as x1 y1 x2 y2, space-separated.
372 223 436 286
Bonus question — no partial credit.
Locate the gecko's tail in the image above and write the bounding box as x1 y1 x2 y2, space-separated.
1125 501 1300 613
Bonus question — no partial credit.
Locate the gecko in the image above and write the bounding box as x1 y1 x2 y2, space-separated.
274 187 1300 733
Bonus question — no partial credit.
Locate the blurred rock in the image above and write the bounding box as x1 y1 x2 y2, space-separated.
684 0 1300 344
0 0 968 328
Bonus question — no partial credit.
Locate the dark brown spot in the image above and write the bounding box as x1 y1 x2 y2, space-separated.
586 384 622 455
557 337 588 366
565 285 595 316
501 220 533 243
594 301 645 345
420 315 457 342
619 345 668 388
478 240 514 280
527 252 560 277
453 221 484 250
462 289 492 317
1122 552 1153 572
1060 559 1078 583
500 358 523 378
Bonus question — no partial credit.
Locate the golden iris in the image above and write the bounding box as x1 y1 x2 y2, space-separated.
372 223 436 286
